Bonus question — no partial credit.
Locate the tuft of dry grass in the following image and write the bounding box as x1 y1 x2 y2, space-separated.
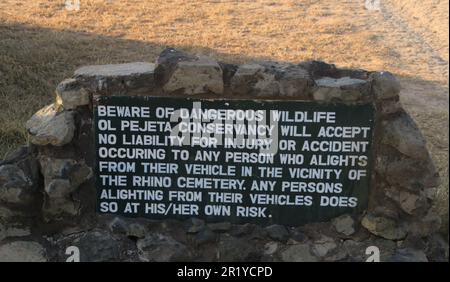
0 0 448 233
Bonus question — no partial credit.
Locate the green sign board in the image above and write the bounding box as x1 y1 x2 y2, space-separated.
94 96 375 226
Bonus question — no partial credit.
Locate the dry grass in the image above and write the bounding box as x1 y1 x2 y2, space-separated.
0 0 448 233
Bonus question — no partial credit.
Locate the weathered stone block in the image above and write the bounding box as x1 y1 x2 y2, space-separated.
312 235 337 257
408 211 442 237
313 76 369 101
0 164 35 205
56 229 134 262
154 48 197 85
0 241 47 262
370 71 401 99
39 157 92 198
388 248 428 262
376 146 440 191
361 214 407 240
26 104 75 146
56 78 90 109
332 214 356 236
137 233 189 262
230 61 312 98
74 62 156 95
38 157 92 220
381 112 429 160
217 234 259 262
385 188 429 215
281 244 318 262
207 221 232 232
265 224 289 242
155 48 223 95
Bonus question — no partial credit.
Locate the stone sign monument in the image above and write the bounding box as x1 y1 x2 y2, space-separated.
0 48 447 262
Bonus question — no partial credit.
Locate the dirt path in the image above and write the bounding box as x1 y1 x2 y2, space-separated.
376 1 449 233
381 1 449 82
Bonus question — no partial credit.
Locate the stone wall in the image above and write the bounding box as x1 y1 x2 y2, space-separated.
0 48 447 262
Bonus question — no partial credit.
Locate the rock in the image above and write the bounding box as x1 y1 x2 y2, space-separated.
187 218 205 234
137 233 189 262
385 157 439 191
0 224 31 241
385 188 428 215
281 244 318 262
313 76 369 101
0 146 39 183
426 234 449 262
43 197 80 219
424 187 438 201
381 113 429 160
400 235 427 250
263 242 278 256
0 206 26 222
398 191 428 215
230 63 265 95
259 61 312 98
55 78 90 109
0 164 35 205
0 241 47 262
248 225 268 240
312 235 337 257
155 48 197 85
26 103 75 146
332 214 356 236
218 235 259 262
218 62 238 90
361 214 407 240
208 222 232 232
290 229 308 243
370 71 401 99
39 157 92 199
74 62 156 95
372 202 400 221
127 223 147 239
298 60 338 79
376 146 440 191
163 56 223 95
38 156 91 219
155 48 223 95
379 97 402 116
332 238 396 262
57 229 130 262
44 179 73 199
230 62 312 97
230 223 255 237
408 211 441 237
108 217 128 235
278 67 312 97
108 217 146 238
194 227 216 245
265 224 289 242
388 248 428 262
298 61 368 80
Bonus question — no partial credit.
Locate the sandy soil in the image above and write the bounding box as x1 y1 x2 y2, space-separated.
0 0 448 232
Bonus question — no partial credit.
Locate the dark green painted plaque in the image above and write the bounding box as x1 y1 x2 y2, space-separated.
94 96 375 226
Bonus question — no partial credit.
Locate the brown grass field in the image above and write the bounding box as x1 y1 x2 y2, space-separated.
0 0 448 234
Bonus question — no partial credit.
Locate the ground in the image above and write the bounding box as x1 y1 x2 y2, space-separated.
0 0 448 234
